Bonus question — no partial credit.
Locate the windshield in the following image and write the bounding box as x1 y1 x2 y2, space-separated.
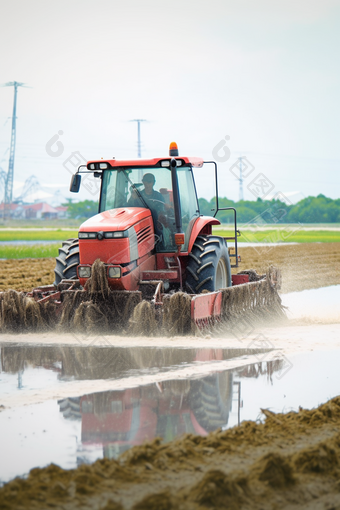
100 167 172 211
100 166 199 252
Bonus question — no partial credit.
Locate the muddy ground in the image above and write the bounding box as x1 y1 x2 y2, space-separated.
0 258 55 293
0 242 339 293
2 397 340 509
235 242 340 293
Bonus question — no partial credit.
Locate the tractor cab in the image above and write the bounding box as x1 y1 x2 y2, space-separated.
70 142 204 254
99 161 199 253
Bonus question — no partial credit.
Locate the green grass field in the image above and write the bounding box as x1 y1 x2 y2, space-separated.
213 229 340 243
0 227 339 259
0 244 59 259
0 230 78 241
0 227 339 244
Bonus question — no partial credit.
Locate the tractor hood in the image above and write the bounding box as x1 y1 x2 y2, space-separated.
78 207 155 282
79 208 152 233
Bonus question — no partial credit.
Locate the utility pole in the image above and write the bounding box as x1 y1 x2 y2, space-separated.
130 119 147 181
130 119 147 158
238 157 244 201
1 81 29 217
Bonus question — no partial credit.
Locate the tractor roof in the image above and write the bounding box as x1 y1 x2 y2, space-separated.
86 157 204 169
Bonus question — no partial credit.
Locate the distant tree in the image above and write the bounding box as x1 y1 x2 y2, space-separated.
198 198 212 216
286 195 340 223
198 194 339 224
63 200 98 219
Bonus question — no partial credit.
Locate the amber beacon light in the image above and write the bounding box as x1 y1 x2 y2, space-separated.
169 142 179 157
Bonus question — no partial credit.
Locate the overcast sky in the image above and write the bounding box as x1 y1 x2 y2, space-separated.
0 0 339 203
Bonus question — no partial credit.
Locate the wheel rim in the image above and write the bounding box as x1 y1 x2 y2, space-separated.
216 258 227 289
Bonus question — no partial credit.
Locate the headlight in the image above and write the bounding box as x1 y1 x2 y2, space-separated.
78 266 91 278
108 267 121 278
161 159 182 166
78 232 96 239
79 231 126 239
104 231 126 238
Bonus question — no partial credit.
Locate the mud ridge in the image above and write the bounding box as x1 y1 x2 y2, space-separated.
2 396 340 509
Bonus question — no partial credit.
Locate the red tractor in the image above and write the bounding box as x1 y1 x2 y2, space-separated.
55 142 239 297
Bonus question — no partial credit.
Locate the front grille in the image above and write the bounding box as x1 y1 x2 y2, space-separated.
137 226 152 243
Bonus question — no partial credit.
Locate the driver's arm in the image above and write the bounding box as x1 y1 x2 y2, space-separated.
127 185 144 207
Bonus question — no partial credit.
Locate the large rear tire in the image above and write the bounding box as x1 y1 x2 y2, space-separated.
185 235 232 293
53 238 80 287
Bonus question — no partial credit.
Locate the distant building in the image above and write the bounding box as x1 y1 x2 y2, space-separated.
0 203 19 213
0 201 68 220
0 203 24 219
24 202 59 220
55 206 68 219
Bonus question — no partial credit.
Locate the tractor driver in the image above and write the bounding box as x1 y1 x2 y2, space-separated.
128 173 165 216
128 173 171 247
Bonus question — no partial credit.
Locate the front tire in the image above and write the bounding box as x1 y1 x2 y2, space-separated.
53 238 80 286
185 235 232 293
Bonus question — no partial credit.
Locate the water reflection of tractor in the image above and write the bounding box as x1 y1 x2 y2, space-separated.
56 347 235 457
1 344 283 455
0 344 235 448
76 371 234 459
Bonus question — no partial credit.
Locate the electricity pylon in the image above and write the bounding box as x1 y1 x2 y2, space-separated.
0 81 29 216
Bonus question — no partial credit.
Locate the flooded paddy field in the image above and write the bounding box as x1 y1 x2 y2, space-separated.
1 341 340 486
0 243 339 509
1 315 340 509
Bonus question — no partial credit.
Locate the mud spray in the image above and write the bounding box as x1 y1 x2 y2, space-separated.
0 260 285 336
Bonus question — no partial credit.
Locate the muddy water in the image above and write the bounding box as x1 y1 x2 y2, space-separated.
1 343 340 484
0 284 339 487
282 284 340 322
0 345 269 482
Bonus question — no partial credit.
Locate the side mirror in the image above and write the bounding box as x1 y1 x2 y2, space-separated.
70 174 81 193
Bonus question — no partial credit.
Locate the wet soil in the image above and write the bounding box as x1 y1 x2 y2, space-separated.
0 243 338 293
234 242 340 293
2 396 340 509
0 258 55 292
